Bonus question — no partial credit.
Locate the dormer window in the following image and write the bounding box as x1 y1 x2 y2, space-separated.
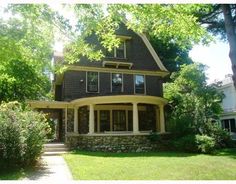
106 40 126 59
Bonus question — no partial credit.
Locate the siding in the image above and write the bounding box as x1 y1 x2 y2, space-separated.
72 24 161 71
63 71 163 100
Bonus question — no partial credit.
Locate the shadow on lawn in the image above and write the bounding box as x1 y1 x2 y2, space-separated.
214 148 236 160
70 150 197 158
70 148 236 159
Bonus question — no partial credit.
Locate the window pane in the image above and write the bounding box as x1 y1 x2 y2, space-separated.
87 72 98 92
100 110 110 132
116 41 125 58
106 48 115 58
230 119 236 132
112 73 122 92
113 110 126 131
135 75 145 94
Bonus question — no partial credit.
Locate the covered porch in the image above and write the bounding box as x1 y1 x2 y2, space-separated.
29 95 168 140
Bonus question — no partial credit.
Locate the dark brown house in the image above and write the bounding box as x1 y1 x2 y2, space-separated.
29 25 169 152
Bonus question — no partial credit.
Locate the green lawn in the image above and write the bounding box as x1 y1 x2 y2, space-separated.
0 169 28 180
63 149 236 180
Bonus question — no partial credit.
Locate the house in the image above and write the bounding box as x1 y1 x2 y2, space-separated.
218 74 236 140
29 24 170 152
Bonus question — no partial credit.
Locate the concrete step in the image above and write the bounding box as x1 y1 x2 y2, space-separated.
43 151 68 156
43 143 69 156
44 143 67 148
44 147 70 152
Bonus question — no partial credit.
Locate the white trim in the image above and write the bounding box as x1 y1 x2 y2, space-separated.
137 33 168 71
86 71 100 93
134 74 146 95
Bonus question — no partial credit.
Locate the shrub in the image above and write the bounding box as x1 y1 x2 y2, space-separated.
173 134 198 153
203 122 233 148
0 101 50 169
148 131 161 142
195 135 216 154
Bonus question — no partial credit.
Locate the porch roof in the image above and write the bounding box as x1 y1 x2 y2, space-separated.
28 95 168 109
28 100 70 109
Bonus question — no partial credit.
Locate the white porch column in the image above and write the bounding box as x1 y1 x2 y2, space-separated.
133 102 139 133
65 107 68 134
89 104 95 134
74 107 78 133
159 104 165 133
156 107 160 132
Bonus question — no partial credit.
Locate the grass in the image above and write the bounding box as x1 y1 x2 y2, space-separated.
0 162 40 180
0 168 29 180
63 148 236 180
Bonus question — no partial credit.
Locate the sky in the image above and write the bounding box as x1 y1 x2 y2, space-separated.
189 40 232 83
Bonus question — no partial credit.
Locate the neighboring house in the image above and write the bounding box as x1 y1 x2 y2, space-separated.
29 24 169 151
218 74 236 140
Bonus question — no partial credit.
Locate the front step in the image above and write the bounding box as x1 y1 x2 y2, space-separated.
43 143 69 156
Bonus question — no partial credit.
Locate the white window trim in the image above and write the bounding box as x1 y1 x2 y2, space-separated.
134 74 146 95
111 73 124 93
86 71 100 93
107 40 126 59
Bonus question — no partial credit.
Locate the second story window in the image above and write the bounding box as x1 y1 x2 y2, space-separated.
87 72 99 93
106 40 126 59
112 73 123 93
135 75 145 94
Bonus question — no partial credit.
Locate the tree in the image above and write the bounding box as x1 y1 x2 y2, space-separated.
150 36 193 73
0 4 68 102
164 64 224 135
63 4 211 65
195 4 236 86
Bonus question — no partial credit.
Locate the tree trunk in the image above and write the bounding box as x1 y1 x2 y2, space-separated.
221 4 236 86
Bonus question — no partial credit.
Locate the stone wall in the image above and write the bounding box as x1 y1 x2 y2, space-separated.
66 134 171 152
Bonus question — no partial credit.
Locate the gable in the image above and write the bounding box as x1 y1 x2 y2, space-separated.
73 24 168 72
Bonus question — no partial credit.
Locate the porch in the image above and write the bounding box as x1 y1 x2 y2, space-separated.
29 95 168 144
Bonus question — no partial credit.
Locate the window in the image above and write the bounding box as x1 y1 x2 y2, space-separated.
106 40 126 59
87 72 99 92
113 110 126 131
135 75 145 94
222 119 236 133
112 73 123 92
100 110 110 132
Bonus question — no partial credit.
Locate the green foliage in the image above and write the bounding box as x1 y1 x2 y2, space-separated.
173 134 198 153
46 119 56 140
202 122 233 148
148 132 161 142
63 4 212 64
0 4 63 102
150 37 193 73
0 102 50 169
0 59 50 102
196 134 216 154
164 64 224 135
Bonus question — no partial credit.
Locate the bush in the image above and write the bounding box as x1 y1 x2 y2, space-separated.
195 135 216 154
204 123 233 148
0 102 50 169
173 134 198 153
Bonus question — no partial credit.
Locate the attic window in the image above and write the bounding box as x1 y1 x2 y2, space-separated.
106 39 126 59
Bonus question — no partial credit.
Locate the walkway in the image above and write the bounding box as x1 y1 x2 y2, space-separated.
24 155 72 181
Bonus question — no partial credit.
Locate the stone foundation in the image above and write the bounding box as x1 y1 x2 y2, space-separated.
66 133 171 152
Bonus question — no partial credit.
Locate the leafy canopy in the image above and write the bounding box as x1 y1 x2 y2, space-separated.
0 4 67 102
64 4 212 64
164 64 224 135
